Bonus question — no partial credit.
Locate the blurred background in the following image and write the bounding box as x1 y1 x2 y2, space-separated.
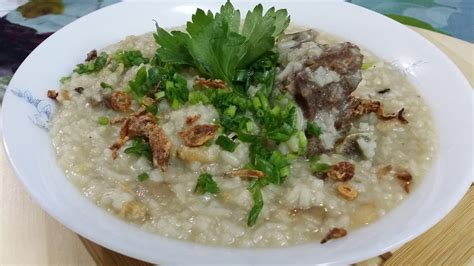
0 0 473 106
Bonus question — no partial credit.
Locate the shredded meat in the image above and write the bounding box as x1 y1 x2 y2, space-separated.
85 49 97 62
226 169 265 179
195 78 227 89
47 90 58 100
320 228 347 244
110 110 171 171
326 162 355 182
179 124 219 147
185 114 201 125
110 91 132 111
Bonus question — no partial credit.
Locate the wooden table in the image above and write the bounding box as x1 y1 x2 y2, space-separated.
1 27 473 265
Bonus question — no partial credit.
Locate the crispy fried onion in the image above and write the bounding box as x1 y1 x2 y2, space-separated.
225 169 266 179
327 162 355 182
350 97 408 124
195 78 227 89
179 124 219 147
396 169 413 193
320 228 347 244
110 108 171 171
110 91 132 111
85 49 97 62
47 90 58 100
185 114 201 125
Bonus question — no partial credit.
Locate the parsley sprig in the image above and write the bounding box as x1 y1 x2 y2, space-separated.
154 1 290 84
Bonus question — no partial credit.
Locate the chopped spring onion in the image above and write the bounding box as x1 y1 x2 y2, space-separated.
137 172 150 182
215 135 239 152
194 173 220 194
97 116 109 125
310 162 330 173
100 82 113 89
307 122 322 137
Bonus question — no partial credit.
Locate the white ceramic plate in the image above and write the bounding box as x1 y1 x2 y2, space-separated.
2 1 473 264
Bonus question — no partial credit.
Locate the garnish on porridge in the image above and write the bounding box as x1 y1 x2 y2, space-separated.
49 1 436 247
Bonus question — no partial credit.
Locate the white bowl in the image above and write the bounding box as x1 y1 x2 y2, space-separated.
2 1 472 264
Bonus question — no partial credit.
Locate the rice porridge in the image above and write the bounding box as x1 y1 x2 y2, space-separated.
49 9 436 247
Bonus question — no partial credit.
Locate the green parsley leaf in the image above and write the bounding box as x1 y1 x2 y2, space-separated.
194 173 220 194
137 172 150 182
155 1 290 85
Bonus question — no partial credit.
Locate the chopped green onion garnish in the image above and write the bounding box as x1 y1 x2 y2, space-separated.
215 135 239 152
60 76 71 84
100 82 113 89
154 91 166 100
97 116 109 125
224 105 237 118
137 172 150 182
307 122 322 137
296 131 308 155
362 62 374 70
194 173 219 194
310 162 330 173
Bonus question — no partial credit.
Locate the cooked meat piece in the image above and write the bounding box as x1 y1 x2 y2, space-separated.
195 78 227 89
285 43 363 121
110 111 171 171
110 91 132 111
307 42 364 76
85 49 97 62
47 90 58 100
185 114 201 125
320 228 347 244
327 162 355 182
179 124 219 147
226 169 265 179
